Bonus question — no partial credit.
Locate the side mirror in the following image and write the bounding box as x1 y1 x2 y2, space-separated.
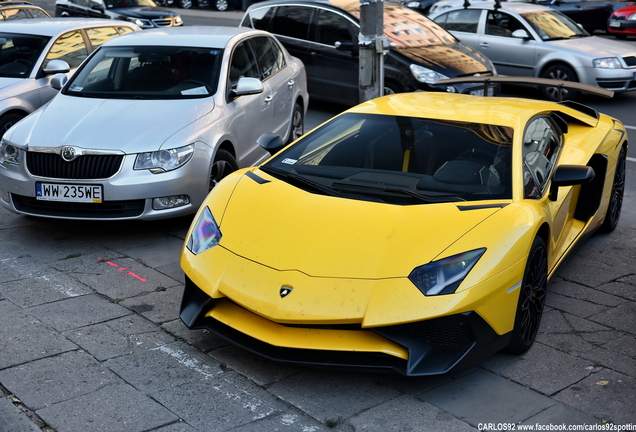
511 29 530 39
549 165 595 201
43 60 70 75
91 4 105 12
257 133 285 155
50 73 68 90
231 77 263 98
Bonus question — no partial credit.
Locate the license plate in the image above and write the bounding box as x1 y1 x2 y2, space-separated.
609 19 621 28
36 183 102 203
470 87 495 96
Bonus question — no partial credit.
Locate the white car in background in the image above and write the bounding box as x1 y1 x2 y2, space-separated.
0 18 139 135
0 26 308 220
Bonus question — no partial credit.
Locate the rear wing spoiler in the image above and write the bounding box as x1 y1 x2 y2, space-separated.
436 76 614 102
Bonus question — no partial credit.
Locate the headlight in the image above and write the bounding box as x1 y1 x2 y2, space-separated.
187 206 222 255
406 1 420 7
134 144 194 173
127 17 152 28
409 64 449 84
593 57 622 69
629 13 636 20
0 141 19 167
174 16 183 25
408 248 486 296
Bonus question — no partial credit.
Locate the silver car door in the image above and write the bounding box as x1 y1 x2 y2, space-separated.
478 10 536 77
433 9 483 51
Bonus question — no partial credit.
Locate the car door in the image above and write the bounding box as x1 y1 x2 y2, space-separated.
227 39 271 167
59 0 91 17
433 9 483 52
479 10 536 77
250 35 294 140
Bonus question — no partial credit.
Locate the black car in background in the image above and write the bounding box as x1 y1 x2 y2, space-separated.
533 0 635 32
55 0 183 28
240 0 498 106
400 0 438 15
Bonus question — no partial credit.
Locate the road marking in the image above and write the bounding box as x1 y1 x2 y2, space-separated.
625 125 636 130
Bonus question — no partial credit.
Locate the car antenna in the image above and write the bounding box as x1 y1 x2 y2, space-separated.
463 0 471 8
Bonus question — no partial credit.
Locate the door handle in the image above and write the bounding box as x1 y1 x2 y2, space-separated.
479 42 489 48
264 95 273 102
287 80 295 87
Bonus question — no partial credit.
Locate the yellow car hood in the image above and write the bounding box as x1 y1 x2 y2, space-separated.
218 170 500 279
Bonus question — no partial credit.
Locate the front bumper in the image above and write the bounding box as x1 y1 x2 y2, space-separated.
180 276 511 376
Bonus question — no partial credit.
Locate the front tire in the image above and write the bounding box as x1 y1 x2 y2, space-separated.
287 102 304 144
383 80 402 96
0 112 25 138
600 146 626 233
209 149 238 190
540 64 579 101
505 237 548 354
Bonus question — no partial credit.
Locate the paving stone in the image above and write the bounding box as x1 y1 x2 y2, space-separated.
563 313 614 333
0 394 41 432
536 333 595 355
579 330 626 345
119 236 185 269
0 254 50 283
0 269 92 308
555 255 626 288
549 280 626 307
25 294 131 332
373 371 452 395
0 300 77 369
162 319 230 353
227 409 330 432
572 232 636 269
151 421 201 432
553 369 636 424
0 351 122 410
267 369 401 423
419 369 554 426
106 313 164 335
62 323 175 361
347 394 474 432
521 403 602 426
617 275 636 287
596 281 636 301
208 345 304 387
588 302 636 334
545 292 609 318
539 309 573 333
36 382 178 432
581 346 636 377
157 261 186 284
602 334 636 358
119 284 184 324
481 343 593 395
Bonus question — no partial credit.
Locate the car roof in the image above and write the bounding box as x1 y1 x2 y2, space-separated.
0 18 138 36
439 1 557 13
103 26 269 48
247 0 394 14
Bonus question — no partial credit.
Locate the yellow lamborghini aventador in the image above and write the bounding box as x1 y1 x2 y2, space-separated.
180 78 628 376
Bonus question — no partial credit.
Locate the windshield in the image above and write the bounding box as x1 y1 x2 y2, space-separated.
64 46 223 100
105 0 157 8
521 10 589 40
263 113 513 204
0 33 50 78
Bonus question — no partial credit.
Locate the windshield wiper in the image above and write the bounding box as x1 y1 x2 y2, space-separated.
330 181 466 203
259 166 369 199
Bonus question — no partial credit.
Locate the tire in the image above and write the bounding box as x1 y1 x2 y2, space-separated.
209 149 238 190
287 102 304 144
600 146 626 233
540 64 579 102
0 112 25 138
505 237 548 354
178 0 194 9
212 0 228 11
383 81 402 96
614 34 628 40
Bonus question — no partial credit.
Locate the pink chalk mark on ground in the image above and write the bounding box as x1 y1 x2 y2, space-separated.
98 258 147 282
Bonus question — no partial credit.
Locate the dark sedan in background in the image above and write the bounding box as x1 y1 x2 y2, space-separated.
533 0 635 32
55 0 183 28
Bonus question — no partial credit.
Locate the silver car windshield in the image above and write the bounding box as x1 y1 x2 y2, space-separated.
521 10 589 40
263 113 513 204
64 46 223 100
0 33 50 78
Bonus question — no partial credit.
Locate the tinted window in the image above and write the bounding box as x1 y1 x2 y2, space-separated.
229 40 259 87
244 6 274 31
437 9 481 33
44 30 88 69
270 6 313 40
0 33 49 77
485 11 525 37
314 10 354 45
251 36 285 79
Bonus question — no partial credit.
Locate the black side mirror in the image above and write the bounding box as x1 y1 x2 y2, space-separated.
257 133 285 155
91 4 105 12
549 165 594 201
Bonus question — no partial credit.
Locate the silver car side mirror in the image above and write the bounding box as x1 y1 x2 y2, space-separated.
50 73 68 91
511 29 530 39
43 60 71 75
233 77 264 98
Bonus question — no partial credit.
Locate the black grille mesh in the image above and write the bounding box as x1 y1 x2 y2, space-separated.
26 153 123 179
391 315 474 347
12 195 145 218
623 56 636 67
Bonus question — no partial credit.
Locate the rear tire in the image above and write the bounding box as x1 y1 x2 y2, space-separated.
540 64 579 101
600 146 626 233
209 149 238 190
505 237 547 354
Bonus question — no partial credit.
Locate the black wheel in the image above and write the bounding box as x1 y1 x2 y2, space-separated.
505 237 547 354
178 0 194 9
383 80 402 96
0 112 25 138
212 0 228 11
614 34 628 40
540 64 579 101
600 146 626 233
287 102 304 144
209 149 238 190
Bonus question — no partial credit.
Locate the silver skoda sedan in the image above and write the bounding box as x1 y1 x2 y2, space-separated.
429 1 636 101
0 26 308 220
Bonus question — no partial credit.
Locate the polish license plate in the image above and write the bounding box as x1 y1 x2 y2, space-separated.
609 19 621 28
36 183 102 203
470 86 495 96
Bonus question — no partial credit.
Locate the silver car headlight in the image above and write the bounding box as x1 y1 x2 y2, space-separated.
134 144 194 173
187 206 222 255
0 141 19 167
174 16 183 25
410 64 449 84
593 57 622 69
408 248 486 296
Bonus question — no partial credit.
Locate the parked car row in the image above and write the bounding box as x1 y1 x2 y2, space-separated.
0 0 51 19
55 0 183 28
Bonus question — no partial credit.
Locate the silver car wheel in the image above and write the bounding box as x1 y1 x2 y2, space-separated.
179 0 193 9
540 64 579 102
210 149 238 190
214 0 228 11
289 103 304 143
